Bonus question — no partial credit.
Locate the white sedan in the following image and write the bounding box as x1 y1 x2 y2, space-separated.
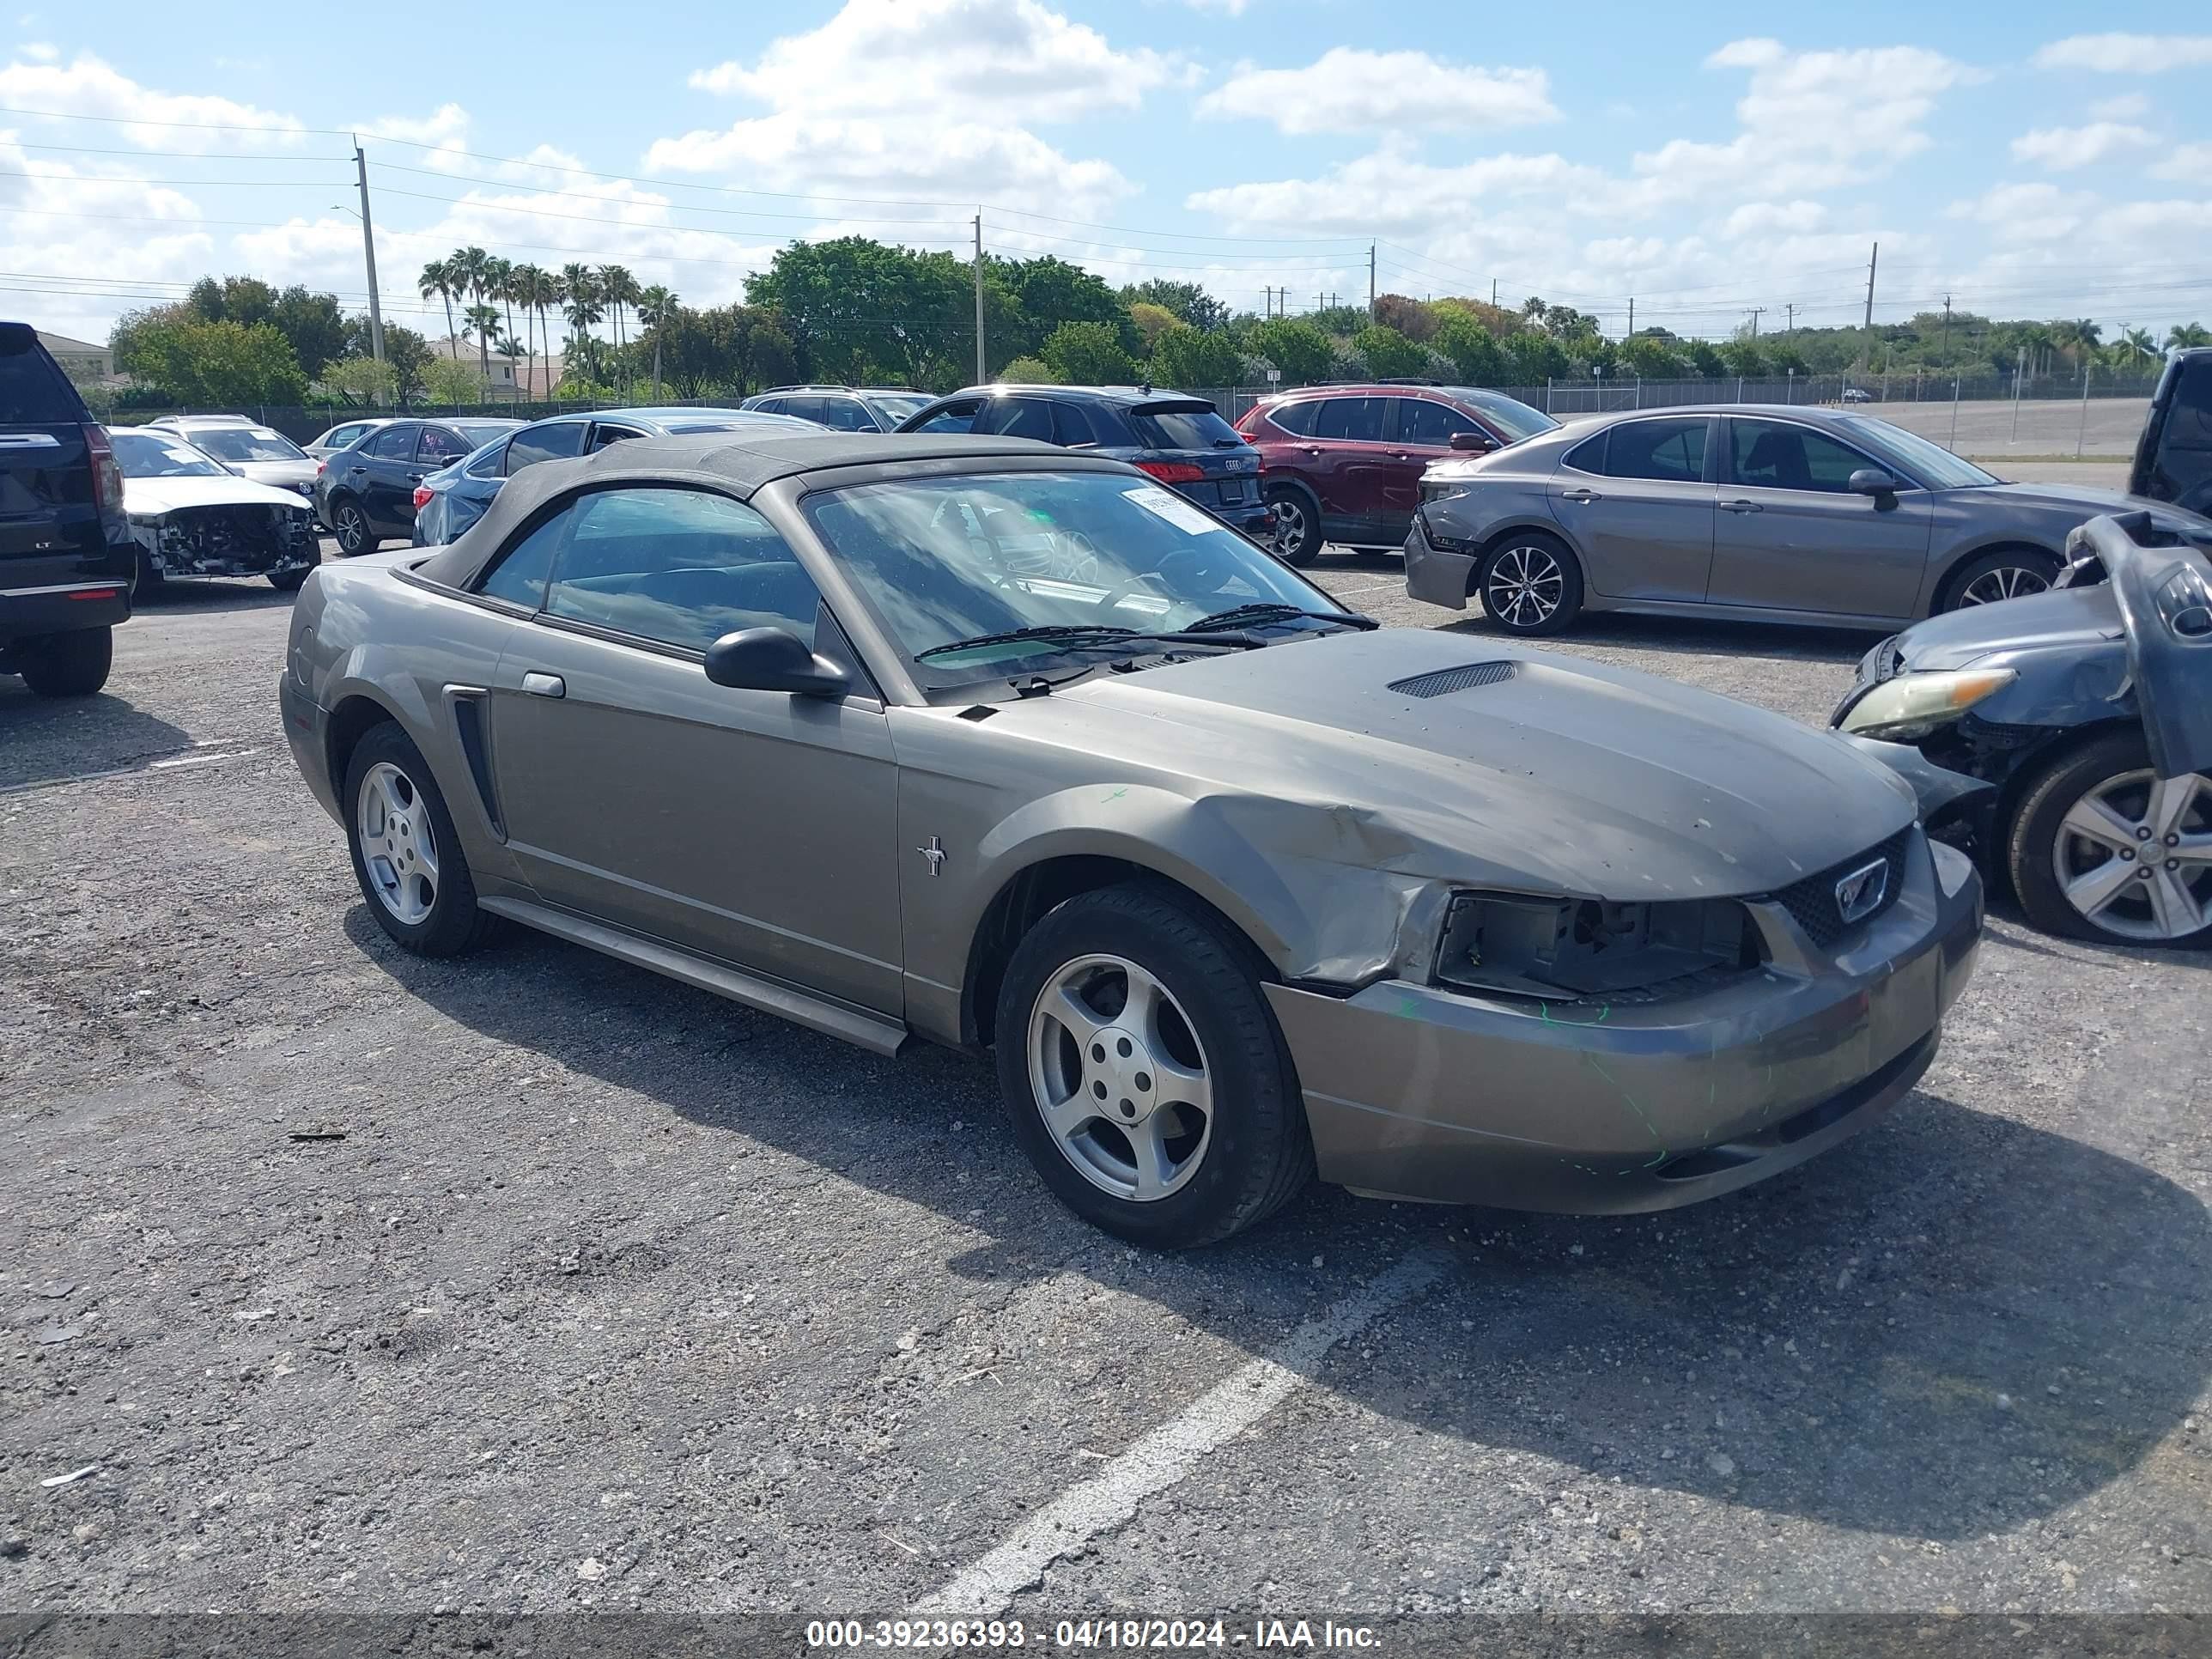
111 428 321 592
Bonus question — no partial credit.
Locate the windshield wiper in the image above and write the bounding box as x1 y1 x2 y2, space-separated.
1186 602 1377 633
917 623 1262 662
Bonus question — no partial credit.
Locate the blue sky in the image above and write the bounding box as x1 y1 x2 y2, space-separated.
4 1 2210 349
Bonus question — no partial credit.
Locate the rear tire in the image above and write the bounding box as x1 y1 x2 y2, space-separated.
135 548 165 598
994 882 1314 1248
343 723 498 957
331 497 379 556
1266 484 1322 567
15 628 112 698
1478 530 1584 635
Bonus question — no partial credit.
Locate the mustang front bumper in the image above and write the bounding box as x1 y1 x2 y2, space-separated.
1264 836 1983 1213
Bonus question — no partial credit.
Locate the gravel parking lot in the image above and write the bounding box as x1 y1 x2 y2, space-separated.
3 473 2206 1622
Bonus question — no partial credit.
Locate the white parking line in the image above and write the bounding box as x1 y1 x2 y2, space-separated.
0 744 260 799
910 1244 1449 1615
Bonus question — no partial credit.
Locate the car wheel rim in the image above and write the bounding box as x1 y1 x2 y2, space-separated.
1272 499 1308 553
337 507 362 551
356 761 440 926
2052 768 2212 941
1486 544 1564 628
1027 953 1213 1203
1960 564 2050 606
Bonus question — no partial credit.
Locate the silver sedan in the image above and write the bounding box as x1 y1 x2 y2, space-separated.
1407 404 2204 635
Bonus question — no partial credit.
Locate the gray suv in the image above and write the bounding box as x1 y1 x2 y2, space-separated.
1407 404 2202 635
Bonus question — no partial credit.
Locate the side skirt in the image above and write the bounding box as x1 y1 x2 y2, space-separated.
477 895 910 1058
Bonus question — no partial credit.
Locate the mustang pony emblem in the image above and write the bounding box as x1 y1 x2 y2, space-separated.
1834 858 1889 924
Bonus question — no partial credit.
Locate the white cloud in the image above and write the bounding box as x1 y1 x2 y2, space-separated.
0 50 304 147
2009 121 2157 170
1195 48 1556 136
1723 200 1827 238
688 0 1182 123
1945 182 2099 243
2087 93 2150 119
2153 143 2212 185
2033 33 2212 74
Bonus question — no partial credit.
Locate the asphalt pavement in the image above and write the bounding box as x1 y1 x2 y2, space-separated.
2 478 2205 1622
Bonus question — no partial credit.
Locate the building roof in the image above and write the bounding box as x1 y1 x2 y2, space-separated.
38 330 107 355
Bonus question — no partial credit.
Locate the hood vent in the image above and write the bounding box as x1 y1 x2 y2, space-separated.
1388 661 1518 700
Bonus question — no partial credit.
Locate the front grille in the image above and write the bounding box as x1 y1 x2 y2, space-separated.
1760 828 1912 949
1389 660 1517 699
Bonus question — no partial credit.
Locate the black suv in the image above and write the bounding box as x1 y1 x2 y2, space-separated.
0 322 132 697
740 386 931 431
2132 348 2212 516
895 385 1271 541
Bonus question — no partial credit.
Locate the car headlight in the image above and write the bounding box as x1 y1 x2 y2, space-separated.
1436 891 1761 1000
1838 668 2014 741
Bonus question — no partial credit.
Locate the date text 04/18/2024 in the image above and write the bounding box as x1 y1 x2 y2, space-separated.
804 1619 1382 1649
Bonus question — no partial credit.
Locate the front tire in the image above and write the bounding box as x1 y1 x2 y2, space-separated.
1266 484 1322 567
2008 731 2212 947
1479 531 1583 635
994 882 1314 1248
343 723 497 957
15 628 112 697
1942 548 2057 612
269 561 314 592
330 497 379 556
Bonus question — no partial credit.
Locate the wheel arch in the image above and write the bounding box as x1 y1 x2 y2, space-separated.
324 690 408 805
1477 519 1586 599
1987 715 2147 895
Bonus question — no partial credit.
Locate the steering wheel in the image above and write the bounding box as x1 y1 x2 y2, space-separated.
1097 546 1221 612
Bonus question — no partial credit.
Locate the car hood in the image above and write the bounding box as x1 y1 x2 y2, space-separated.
1044 629 1914 898
228 459 319 487
1892 582 2123 672
124 475 316 514
1961 481 2143 514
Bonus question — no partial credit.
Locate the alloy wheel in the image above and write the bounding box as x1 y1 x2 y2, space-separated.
357 761 441 925
1027 953 1213 1202
1959 564 2051 606
1272 498 1309 556
2051 769 2212 941
1486 544 1565 629
335 503 366 555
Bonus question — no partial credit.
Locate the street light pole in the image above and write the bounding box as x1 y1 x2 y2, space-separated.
352 138 385 368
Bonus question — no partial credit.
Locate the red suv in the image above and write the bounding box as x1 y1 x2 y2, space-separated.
1235 382 1555 564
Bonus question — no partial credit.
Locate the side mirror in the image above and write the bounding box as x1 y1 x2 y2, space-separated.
1849 468 1903 499
1449 431 1496 453
702 627 851 698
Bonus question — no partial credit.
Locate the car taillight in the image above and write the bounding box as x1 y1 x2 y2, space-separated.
1134 460 1205 484
412 485 433 510
85 423 125 524
315 459 327 476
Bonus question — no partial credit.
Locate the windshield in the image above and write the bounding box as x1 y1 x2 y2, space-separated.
111 428 228 478
863 393 931 425
457 421 516 447
1455 389 1558 442
191 427 307 464
804 470 1345 678
1840 417 1997 489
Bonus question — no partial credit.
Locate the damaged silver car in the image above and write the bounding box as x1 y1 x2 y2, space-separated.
112 428 321 593
278 432 1984 1248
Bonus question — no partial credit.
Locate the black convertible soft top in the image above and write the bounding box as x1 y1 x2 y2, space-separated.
411 430 1072 591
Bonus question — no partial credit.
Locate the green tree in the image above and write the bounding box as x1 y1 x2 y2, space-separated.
1431 313 1502 385
452 246 495 377
1686 340 1726 376
128 318 307 404
1717 339 1768 377
1119 279 1229 333
1127 302 1181 355
1499 330 1568 383
1352 325 1426 378
422 356 483 405
268 286 348 379
186 276 277 326
748 237 975 386
318 356 396 404
1371 294 1437 343
637 284 679 398
1619 334 1686 379
1000 256 1132 358
419 259 459 358
600 264 641 395
1148 325 1243 388
1247 319 1335 384
1000 355 1061 384
1039 320 1136 384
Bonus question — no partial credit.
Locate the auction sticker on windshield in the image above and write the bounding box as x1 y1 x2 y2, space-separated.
1122 485 1218 537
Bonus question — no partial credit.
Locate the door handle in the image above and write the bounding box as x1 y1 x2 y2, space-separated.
1389 452 1411 460
408 472 423 483
349 465 366 473
520 672 565 698
1299 446 1322 456
1723 499 1764 514
1559 487 1602 503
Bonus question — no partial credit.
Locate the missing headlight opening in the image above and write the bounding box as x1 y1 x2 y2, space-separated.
134 505 315 579
1437 893 1762 1000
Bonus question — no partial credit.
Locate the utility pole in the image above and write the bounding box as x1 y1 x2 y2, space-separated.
1491 277 1498 309
1938 295 1953 372
1627 297 1634 337
1368 243 1376 319
972 211 986 385
1745 306 1765 339
1785 302 1796 334
1860 241 1879 370
353 137 385 368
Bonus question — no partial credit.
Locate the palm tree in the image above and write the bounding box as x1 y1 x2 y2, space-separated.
487 257 517 398
449 246 493 377
559 264 604 391
2118 325 2157 363
637 284 678 398
2167 322 2211 350
462 303 501 398
599 264 640 396
418 258 458 362
515 264 559 398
